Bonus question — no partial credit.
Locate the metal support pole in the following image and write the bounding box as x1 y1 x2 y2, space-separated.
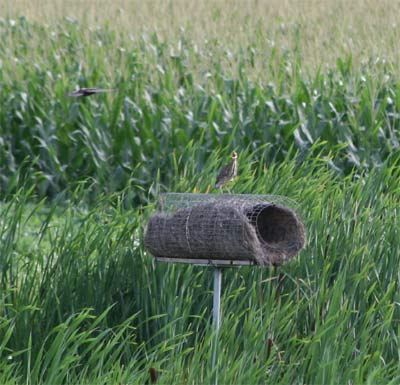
212 267 222 384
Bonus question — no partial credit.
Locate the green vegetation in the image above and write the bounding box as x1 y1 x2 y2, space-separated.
1 2 400 384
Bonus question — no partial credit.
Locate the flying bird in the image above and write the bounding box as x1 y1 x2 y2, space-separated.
67 88 113 97
216 151 238 188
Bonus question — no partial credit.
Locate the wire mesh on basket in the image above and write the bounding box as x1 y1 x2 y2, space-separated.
157 193 300 212
145 193 306 266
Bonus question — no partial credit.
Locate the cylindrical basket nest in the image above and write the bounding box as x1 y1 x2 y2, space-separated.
144 193 306 266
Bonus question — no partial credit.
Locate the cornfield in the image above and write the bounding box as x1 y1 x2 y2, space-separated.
1 1 400 384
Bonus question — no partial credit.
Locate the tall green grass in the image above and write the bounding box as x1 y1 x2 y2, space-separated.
1 9 400 385
1 148 400 383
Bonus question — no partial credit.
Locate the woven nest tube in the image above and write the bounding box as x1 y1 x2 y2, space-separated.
144 195 306 266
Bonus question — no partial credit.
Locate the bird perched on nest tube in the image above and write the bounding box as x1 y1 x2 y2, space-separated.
67 88 113 97
215 151 238 189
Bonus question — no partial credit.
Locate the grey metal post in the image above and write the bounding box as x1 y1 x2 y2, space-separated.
212 267 222 384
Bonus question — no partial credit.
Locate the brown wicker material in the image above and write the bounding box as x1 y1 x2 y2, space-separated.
144 194 306 266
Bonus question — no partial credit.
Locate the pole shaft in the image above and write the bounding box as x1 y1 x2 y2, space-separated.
212 267 222 329
212 267 222 382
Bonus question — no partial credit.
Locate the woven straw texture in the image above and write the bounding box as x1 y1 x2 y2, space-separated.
144 194 306 266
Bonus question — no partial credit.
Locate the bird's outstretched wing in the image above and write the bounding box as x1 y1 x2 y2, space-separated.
67 88 113 97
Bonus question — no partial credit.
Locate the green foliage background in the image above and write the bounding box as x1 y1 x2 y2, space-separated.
1 6 400 384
